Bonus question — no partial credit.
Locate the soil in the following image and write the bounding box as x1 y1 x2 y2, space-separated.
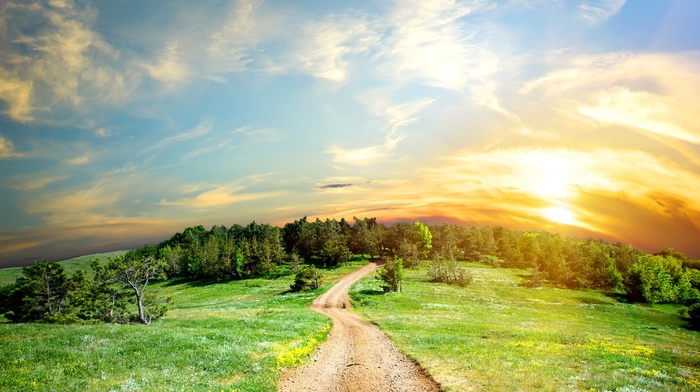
278 260 441 392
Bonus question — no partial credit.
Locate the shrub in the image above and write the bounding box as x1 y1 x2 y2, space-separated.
376 258 404 292
688 303 700 329
290 266 322 292
428 256 473 287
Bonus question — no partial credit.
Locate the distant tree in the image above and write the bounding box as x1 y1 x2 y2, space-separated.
290 266 322 292
349 217 378 258
376 258 404 292
413 221 433 258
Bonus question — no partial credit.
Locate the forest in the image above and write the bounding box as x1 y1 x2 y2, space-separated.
1 217 699 327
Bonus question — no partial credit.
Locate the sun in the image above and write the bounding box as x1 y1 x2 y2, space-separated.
542 206 575 225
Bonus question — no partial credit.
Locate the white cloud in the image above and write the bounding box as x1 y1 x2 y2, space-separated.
327 134 405 166
141 118 213 154
0 0 139 123
159 184 275 209
520 52 700 146
65 153 90 165
380 0 496 89
0 134 22 159
141 41 189 86
6 174 65 190
327 96 436 166
577 0 626 26
93 127 113 138
0 70 34 122
579 87 700 144
207 0 262 75
289 13 380 82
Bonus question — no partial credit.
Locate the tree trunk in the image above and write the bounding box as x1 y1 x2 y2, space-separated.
135 290 150 325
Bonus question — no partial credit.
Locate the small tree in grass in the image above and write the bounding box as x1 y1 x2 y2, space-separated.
290 266 322 292
377 258 404 292
93 254 170 325
427 254 473 287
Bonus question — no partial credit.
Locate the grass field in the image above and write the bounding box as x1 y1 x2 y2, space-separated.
0 259 366 391
0 250 128 286
350 262 700 391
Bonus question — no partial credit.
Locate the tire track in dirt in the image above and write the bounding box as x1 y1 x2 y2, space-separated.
278 260 440 392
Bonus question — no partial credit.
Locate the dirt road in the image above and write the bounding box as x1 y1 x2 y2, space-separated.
278 261 440 392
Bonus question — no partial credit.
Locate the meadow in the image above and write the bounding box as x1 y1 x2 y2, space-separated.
0 251 128 286
0 257 365 391
350 262 700 391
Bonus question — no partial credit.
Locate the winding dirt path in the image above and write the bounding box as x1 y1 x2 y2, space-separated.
278 261 441 392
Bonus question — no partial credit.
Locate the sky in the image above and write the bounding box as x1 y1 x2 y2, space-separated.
1 0 700 267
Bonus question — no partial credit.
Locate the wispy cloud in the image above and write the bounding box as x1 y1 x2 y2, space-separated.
65 153 90 165
6 174 65 190
520 52 700 150
159 184 272 209
327 131 404 167
0 70 34 123
577 0 626 26
375 0 512 117
0 0 138 124
141 118 213 154
93 127 114 138
141 41 189 86
327 96 435 166
0 134 22 159
579 86 700 144
288 13 380 82
183 126 281 159
206 0 264 75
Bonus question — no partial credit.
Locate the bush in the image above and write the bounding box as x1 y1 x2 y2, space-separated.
290 266 322 292
428 257 473 287
376 258 404 292
688 303 700 329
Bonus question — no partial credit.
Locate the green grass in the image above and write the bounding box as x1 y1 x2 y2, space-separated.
0 250 128 286
350 262 700 391
0 259 368 391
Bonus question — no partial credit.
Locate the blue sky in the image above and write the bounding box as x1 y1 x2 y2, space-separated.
1 0 700 266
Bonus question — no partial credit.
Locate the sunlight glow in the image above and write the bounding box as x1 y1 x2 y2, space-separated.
542 206 576 225
528 153 572 199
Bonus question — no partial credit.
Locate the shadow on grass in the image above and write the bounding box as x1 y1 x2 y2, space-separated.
355 288 385 296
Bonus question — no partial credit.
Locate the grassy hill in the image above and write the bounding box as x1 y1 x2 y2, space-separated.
0 250 128 286
350 262 700 391
0 260 364 391
2 257 699 391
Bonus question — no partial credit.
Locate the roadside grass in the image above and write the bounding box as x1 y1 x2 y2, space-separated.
350 262 700 391
0 250 128 286
0 259 368 391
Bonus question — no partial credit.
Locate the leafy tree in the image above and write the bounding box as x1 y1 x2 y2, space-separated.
283 217 316 260
376 258 404 292
349 217 379 258
413 220 433 258
2 260 84 322
71 260 131 323
290 266 322 292
93 254 170 325
626 254 691 303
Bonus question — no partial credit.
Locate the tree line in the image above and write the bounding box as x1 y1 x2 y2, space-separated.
1 217 699 326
